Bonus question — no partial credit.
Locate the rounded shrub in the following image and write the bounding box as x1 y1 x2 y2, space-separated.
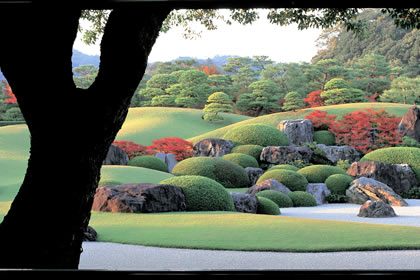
222 153 259 168
325 174 354 195
267 164 300 172
222 124 290 147
159 175 235 212
314 130 336 145
98 180 123 187
127 155 169 173
297 164 347 183
171 157 249 188
255 190 293 208
231 144 264 160
256 197 281 215
360 147 420 181
256 169 308 191
288 191 317 207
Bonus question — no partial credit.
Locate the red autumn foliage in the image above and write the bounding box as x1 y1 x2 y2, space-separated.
112 140 155 160
147 137 194 161
304 110 337 130
197 65 219 76
304 90 324 108
2 81 17 104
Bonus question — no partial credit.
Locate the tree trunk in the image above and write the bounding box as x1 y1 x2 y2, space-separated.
0 5 171 269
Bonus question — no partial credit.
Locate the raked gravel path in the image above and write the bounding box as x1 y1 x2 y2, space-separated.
79 199 420 271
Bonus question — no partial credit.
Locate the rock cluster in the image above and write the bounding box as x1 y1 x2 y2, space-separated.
277 119 314 145
103 145 129 165
358 200 397 218
192 138 233 157
398 104 420 142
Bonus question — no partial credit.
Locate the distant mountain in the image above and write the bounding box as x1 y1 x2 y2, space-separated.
170 55 239 69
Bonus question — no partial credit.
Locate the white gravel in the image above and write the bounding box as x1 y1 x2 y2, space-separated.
79 199 420 271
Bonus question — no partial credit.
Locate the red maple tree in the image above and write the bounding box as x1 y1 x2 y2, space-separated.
2 80 17 103
197 65 219 76
112 140 155 160
147 137 194 161
304 110 337 130
304 90 324 108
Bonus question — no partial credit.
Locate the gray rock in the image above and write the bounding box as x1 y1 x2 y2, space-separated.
315 144 361 165
244 167 265 186
357 200 397 218
398 105 420 142
277 119 314 145
246 179 291 195
260 145 313 165
346 161 418 194
92 183 186 213
345 177 408 207
103 145 129 165
83 226 97 241
229 192 258 213
306 183 331 205
156 152 179 173
193 138 234 157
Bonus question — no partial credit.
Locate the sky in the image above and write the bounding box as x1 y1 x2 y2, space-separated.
72 9 323 64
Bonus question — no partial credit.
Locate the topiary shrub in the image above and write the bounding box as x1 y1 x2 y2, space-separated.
256 197 281 215
325 174 354 195
171 157 249 188
256 169 308 191
222 153 259 168
288 191 317 207
127 155 169 173
313 130 336 145
222 123 290 147
297 164 347 183
98 180 123 187
255 190 293 208
159 175 235 212
231 144 264 160
360 147 420 181
267 164 300 172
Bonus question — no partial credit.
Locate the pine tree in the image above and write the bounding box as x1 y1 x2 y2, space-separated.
282 91 304 112
202 92 233 121
321 78 367 105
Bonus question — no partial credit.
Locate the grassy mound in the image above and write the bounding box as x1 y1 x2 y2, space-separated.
256 169 308 191
288 191 317 207
314 130 336 145
128 155 169 172
160 175 235 212
231 144 264 160
171 157 250 188
297 165 347 183
222 123 290 147
222 153 260 168
325 174 354 195
256 197 281 215
267 164 300 172
255 190 293 208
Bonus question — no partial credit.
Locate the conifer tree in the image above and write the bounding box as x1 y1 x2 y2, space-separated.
202 92 233 121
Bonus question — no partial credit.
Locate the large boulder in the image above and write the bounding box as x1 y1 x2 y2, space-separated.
246 179 291 195
345 177 408 207
92 183 186 213
315 144 361 165
229 192 258 213
83 226 97 241
193 138 234 157
357 200 397 218
277 119 314 145
260 145 313 165
155 152 179 173
398 105 420 142
244 167 265 186
103 145 129 165
306 183 331 205
346 161 418 194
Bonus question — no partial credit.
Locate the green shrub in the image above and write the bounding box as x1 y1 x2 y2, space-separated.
223 124 290 147
401 186 420 199
267 164 300 172
171 157 249 188
255 190 293 208
360 147 420 181
256 197 281 215
256 169 308 191
326 194 348 203
325 174 354 195
288 191 317 207
231 144 264 160
128 155 169 173
336 160 351 171
222 153 259 168
400 136 420 148
313 130 336 145
98 180 123 187
160 175 235 211
297 164 347 183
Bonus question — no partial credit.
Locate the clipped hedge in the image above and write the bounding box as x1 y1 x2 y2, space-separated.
313 130 336 145
288 191 317 207
360 147 420 181
160 175 235 212
222 153 260 168
256 197 281 215
267 164 300 172
325 174 354 195
297 164 347 183
255 190 293 208
256 169 308 191
128 155 169 173
171 157 249 188
231 144 264 160
222 124 290 147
